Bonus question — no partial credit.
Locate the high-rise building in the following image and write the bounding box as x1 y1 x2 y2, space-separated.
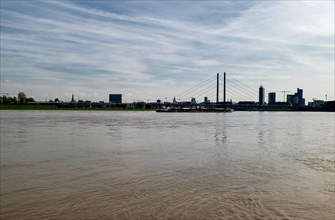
268 92 276 103
287 94 298 105
109 94 122 103
287 88 305 106
296 88 304 106
259 86 265 106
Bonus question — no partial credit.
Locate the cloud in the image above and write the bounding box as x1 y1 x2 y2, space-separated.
0 0 333 102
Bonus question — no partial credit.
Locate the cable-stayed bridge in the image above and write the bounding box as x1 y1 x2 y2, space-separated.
175 72 258 105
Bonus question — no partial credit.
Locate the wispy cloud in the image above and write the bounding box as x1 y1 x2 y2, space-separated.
0 0 333 102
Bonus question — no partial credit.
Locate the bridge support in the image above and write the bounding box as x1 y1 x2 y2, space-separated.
224 72 226 108
216 73 219 105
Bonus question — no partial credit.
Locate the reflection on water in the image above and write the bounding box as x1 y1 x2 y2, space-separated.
0 110 334 219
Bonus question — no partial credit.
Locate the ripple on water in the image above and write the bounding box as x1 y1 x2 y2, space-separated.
1 111 334 219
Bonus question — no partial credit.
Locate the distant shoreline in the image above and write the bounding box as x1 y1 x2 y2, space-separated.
0 104 333 112
0 104 154 111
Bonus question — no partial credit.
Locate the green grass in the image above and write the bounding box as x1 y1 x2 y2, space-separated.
0 104 56 110
0 104 154 111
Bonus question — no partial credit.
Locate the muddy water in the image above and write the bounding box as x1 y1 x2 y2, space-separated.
0 110 334 219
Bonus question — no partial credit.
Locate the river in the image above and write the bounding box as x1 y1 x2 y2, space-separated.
0 110 334 219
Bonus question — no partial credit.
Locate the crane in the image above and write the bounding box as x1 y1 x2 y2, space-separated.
276 91 290 102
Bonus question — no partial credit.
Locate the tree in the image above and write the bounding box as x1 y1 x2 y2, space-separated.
55 98 59 102
26 97 35 103
156 99 162 108
12 97 18 104
18 92 26 104
137 101 145 109
6 96 12 104
1 96 7 104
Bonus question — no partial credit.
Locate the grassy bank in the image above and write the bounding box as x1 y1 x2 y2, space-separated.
0 104 154 111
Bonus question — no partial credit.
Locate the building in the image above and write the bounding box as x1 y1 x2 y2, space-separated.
234 101 256 111
191 97 196 105
287 94 298 105
287 88 305 107
296 88 304 106
259 86 265 106
308 100 325 107
268 92 276 104
109 94 122 103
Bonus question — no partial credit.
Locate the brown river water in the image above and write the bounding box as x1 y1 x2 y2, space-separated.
0 110 334 219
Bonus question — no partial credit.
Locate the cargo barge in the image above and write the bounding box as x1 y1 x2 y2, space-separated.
156 107 232 113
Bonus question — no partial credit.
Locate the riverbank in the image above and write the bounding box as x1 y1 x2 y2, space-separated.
0 104 154 111
1 104 333 112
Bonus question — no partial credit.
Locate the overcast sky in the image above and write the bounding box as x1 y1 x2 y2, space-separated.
1 0 334 102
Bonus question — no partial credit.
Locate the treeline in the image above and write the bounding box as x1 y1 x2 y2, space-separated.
0 92 35 104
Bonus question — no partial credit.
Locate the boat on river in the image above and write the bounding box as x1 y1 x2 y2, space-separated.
156 107 232 113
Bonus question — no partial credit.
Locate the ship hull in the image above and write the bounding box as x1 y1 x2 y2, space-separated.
156 108 233 113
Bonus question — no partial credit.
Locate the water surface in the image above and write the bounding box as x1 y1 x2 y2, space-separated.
1 111 334 219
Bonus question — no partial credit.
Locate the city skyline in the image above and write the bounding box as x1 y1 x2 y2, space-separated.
1 1 334 102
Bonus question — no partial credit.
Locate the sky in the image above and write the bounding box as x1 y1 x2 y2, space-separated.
1 0 334 103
